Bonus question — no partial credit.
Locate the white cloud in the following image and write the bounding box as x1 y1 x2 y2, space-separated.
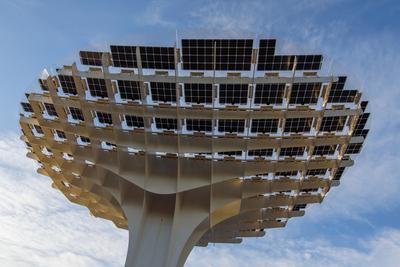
0 133 127 267
133 0 175 28
187 228 400 267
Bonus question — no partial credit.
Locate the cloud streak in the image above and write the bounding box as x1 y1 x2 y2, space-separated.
187 228 400 267
0 133 127 267
1 132 399 267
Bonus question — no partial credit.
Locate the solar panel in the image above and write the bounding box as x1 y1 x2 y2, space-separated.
333 167 345 180
284 118 313 133
354 113 370 131
125 115 144 128
150 82 176 103
280 147 305 157
44 103 58 117
289 83 321 104
186 119 212 132
218 119 246 133
257 40 322 71
254 84 285 105
184 83 213 104
96 111 112 125
331 76 347 90
110 45 137 68
79 51 104 66
306 168 327 176
58 75 77 95
319 116 347 132
312 145 337 156
219 84 248 105
38 79 49 91
140 46 175 69
292 204 307 211
105 142 117 148
328 89 358 103
69 107 84 121
117 80 141 101
248 149 273 157
80 136 91 143
275 170 298 176
55 130 66 139
218 151 242 156
301 188 318 193
33 125 44 134
258 39 276 56
87 78 108 98
353 129 369 138
155 118 177 130
345 143 363 154
21 102 33 113
250 119 279 133
181 39 253 71
327 77 357 103
295 55 323 70
360 101 368 112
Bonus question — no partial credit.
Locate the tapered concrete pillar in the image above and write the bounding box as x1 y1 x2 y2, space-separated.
121 190 211 267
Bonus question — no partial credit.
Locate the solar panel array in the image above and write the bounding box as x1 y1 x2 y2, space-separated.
280 147 305 157
110 45 176 69
155 118 177 130
248 149 273 157
150 82 177 103
21 102 33 113
186 119 212 132
254 84 285 105
110 45 137 68
184 83 213 104
79 51 104 66
20 38 370 251
58 75 77 95
140 46 175 69
320 116 346 132
181 39 253 71
69 107 84 121
44 103 58 116
313 145 337 156
251 119 279 133
96 111 112 125
87 78 108 98
257 39 323 71
125 115 144 128
328 76 358 103
218 119 245 133
284 118 313 133
117 80 141 101
289 83 321 104
219 84 248 105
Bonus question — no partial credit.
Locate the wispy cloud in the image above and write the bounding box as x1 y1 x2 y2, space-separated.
187 228 400 267
1 132 399 267
133 0 176 28
0 133 127 267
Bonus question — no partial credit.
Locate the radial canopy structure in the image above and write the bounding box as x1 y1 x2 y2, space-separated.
19 38 370 267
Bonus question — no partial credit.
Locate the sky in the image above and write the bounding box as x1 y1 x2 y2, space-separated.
0 0 399 266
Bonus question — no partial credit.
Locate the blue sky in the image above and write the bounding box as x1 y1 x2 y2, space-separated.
0 0 399 266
